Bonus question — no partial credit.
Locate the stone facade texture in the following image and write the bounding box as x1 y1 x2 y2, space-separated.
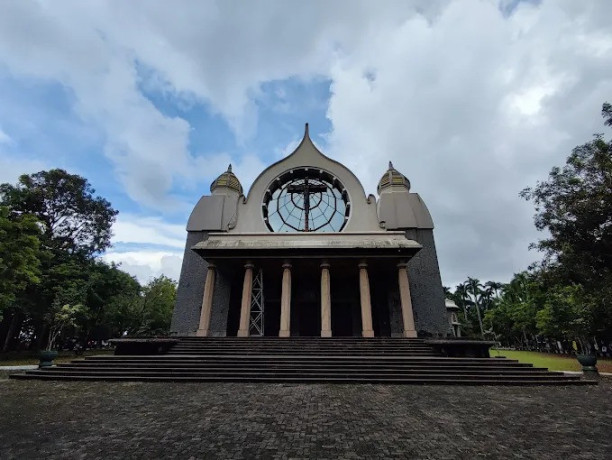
171 231 208 335
208 267 232 336
404 229 448 337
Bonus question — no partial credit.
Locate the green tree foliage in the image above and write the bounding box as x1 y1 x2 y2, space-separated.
129 276 177 336
0 207 41 319
0 169 144 350
45 302 87 350
0 169 118 257
520 104 612 304
535 285 586 339
518 103 612 341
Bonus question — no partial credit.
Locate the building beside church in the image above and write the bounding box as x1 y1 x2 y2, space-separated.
171 125 447 338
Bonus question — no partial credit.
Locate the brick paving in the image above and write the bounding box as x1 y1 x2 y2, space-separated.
1 376 610 459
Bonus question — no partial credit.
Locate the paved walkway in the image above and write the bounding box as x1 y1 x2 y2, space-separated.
1 376 610 459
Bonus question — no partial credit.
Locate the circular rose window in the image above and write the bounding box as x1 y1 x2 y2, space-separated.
262 168 350 232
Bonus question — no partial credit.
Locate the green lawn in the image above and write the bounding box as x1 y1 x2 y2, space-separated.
0 349 113 366
491 349 612 373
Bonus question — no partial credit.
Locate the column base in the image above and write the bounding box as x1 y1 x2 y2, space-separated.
196 329 209 337
237 329 249 337
403 330 418 338
362 330 374 338
279 330 290 337
321 330 332 338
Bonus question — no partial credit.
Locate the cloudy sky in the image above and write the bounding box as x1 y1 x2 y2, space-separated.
0 0 610 287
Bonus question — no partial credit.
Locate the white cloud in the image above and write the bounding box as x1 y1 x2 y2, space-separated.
102 250 182 284
324 0 612 286
1 0 611 287
0 127 11 145
112 214 185 249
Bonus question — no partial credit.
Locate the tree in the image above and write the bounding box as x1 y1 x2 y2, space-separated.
454 283 470 323
484 281 503 301
520 103 611 288
0 207 41 318
0 207 42 351
45 302 86 351
87 261 141 340
466 277 485 339
0 169 120 349
520 102 612 339
0 169 118 258
122 276 176 336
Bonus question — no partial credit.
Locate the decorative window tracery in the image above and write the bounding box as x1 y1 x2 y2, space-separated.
262 168 350 232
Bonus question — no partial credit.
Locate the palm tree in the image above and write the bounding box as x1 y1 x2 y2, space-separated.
454 283 470 322
484 281 503 302
466 277 485 339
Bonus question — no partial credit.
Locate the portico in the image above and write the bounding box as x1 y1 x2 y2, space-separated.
193 232 421 338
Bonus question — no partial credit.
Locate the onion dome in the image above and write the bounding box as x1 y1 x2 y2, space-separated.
377 161 410 194
210 164 243 194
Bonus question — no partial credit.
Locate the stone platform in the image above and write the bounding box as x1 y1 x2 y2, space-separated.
11 337 592 385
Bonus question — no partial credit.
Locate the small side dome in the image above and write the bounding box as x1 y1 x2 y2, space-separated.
377 161 410 194
210 164 243 195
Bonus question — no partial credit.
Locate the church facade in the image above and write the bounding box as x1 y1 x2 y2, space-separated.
171 125 447 338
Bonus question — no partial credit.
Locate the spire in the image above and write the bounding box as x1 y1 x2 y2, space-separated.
377 161 410 194
304 122 310 138
210 164 243 195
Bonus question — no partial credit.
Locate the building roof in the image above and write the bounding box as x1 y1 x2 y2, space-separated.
193 231 422 259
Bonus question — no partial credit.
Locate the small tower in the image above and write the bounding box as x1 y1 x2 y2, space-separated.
210 164 243 196
376 161 433 230
377 161 411 195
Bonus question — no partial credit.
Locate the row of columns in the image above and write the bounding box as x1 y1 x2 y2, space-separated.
197 260 418 338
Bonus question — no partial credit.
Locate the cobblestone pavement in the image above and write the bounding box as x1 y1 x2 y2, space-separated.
1 377 610 459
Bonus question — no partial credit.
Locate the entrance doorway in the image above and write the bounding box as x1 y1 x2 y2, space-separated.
295 300 320 336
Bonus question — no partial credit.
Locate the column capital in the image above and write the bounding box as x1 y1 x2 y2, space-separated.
244 261 255 269
320 260 331 269
207 262 217 270
282 261 292 270
358 261 368 269
397 261 409 269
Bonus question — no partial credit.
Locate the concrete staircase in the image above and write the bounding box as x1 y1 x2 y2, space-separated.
11 337 593 385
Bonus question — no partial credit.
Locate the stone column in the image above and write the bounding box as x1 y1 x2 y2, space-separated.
320 261 332 337
279 261 292 337
196 263 216 337
237 262 255 337
358 261 374 338
398 262 418 338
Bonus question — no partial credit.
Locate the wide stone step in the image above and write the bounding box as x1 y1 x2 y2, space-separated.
170 345 433 353
173 344 432 346
49 366 564 376
11 372 591 385
175 337 427 341
169 351 435 358
58 362 541 371
82 355 528 365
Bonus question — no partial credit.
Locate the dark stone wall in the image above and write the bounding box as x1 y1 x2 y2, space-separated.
171 231 208 335
404 229 448 337
208 268 232 336
388 285 404 337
